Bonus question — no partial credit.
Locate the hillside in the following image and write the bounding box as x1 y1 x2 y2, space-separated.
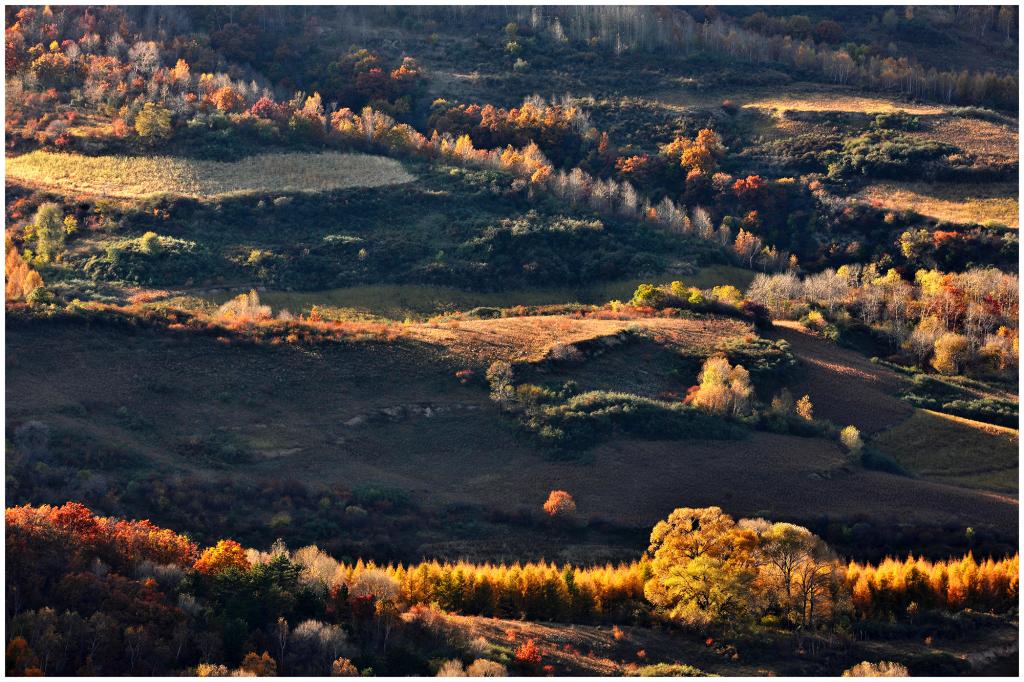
767 320 913 433
7 309 1018 564
449 612 1020 676
872 409 1019 493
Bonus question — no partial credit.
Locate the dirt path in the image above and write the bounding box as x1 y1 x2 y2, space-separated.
449 614 765 676
767 321 913 434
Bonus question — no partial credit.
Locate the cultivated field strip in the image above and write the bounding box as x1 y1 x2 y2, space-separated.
5 150 416 199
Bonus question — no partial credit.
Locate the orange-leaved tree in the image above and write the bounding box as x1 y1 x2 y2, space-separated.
5 235 44 300
543 490 577 517
514 638 542 665
194 539 251 575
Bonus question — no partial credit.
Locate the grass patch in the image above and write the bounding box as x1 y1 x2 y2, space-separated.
870 409 1018 493
197 265 755 320
856 181 1019 228
6 150 415 199
626 663 709 677
899 374 1018 428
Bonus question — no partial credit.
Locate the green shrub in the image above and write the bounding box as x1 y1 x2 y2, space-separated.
860 447 908 476
630 283 669 308
83 233 209 285
627 663 709 677
525 390 746 449
176 433 252 467
352 485 410 509
719 337 798 387
464 306 503 319
135 102 173 144
138 231 162 255
871 112 922 131
827 131 957 180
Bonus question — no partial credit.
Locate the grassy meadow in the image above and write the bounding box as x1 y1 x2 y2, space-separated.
871 409 1019 493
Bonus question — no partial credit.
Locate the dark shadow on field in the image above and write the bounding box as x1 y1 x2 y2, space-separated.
765 320 914 434
6 316 1017 562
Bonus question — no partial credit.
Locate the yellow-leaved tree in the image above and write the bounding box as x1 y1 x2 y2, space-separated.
643 506 758 629
932 332 972 374
690 356 753 417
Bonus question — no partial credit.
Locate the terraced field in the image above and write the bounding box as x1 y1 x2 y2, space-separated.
5 150 415 199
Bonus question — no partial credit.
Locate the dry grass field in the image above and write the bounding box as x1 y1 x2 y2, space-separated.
5 150 415 199
653 85 947 115
920 116 1019 163
856 181 1019 228
742 91 947 116
871 409 1019 494
406 315 751 364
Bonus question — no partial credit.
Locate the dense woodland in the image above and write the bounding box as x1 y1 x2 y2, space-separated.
4 4 1020 678
4 4 1019 296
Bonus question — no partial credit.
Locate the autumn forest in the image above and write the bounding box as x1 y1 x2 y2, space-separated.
4 4 1020 678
